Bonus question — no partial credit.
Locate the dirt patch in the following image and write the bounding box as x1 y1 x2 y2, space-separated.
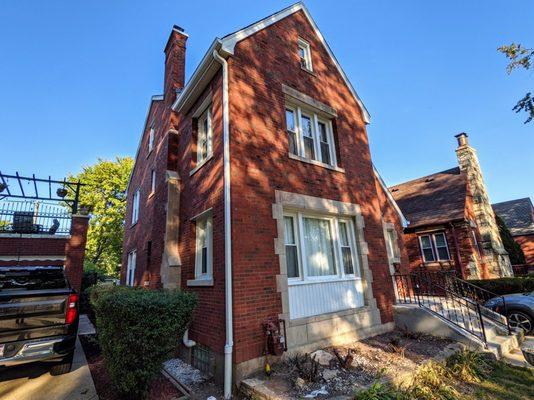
79 334 184 400
244 330 455 399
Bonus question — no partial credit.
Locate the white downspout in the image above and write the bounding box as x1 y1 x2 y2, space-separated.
212 49 233 400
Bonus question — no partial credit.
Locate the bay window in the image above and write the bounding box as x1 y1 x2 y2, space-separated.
284 211 359 282
419 232 450 262
285 105 337 167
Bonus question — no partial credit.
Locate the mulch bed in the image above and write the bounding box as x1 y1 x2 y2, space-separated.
79 334 184 400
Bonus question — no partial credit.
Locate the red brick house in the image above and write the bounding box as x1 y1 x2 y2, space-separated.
389 134 513 280
121 3 410 395
493 197 534 266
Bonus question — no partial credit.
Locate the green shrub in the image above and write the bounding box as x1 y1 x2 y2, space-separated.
495 215 526 265
468 276 534 295
90 286 197 399
354 381 403 400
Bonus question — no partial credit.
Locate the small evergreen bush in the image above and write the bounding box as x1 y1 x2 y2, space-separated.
90 286 196 399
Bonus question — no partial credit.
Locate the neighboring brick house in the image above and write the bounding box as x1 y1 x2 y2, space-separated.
389 133 513 280
493 197 534 266
121 3 410 394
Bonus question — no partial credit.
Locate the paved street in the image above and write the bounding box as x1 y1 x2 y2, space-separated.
0 338 97 400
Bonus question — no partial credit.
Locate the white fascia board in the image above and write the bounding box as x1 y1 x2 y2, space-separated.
126 96 163 194
172 39 224 113
220 2 371 124
373 165 409 228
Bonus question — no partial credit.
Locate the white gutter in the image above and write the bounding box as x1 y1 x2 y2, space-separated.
212 49 233 399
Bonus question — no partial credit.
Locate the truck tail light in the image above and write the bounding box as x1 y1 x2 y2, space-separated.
65 294 79 325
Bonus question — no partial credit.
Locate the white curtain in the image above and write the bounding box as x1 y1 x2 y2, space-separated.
303 217 336 276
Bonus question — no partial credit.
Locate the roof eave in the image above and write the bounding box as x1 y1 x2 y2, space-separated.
373 165 409 228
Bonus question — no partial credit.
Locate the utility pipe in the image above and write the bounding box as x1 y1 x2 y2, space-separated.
212 49 233 400
182 329 196 348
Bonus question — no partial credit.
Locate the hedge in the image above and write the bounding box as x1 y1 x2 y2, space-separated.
469 277 534 295
90 286 197 399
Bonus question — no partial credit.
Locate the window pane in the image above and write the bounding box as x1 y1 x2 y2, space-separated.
303 217 336 276
339 221 349 246
286 245 299 278
320 143 331 165
288 131 298 155
304 137 315 159
301 115 313 138
423 248 435 262
284 216 295 244
201 247 208 274
420 236 432 248
434 233 446 247
437 247 449 260
342 247 354 274
286 109 295 131
318 122 328 142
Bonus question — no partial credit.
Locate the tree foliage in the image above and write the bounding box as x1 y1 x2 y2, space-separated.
69 157 133 276
495 214 526 265
498 43 534 124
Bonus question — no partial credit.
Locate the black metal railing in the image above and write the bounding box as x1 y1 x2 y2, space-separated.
445 274 512 335
0 200 72 235
394 271 489 344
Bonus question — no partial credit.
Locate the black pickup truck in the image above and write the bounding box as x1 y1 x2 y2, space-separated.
0 265 79 375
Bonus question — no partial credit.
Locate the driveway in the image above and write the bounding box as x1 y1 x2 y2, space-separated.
0 337 98 400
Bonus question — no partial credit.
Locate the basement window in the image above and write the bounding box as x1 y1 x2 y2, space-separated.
298 38 313 71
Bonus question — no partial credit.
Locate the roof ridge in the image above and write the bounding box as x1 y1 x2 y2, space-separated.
389 166 461 189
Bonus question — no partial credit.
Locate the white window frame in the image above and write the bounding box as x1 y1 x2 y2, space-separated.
385 228 400 261
148 127 155 154
283 211 360 285
196 107 213 164
285 104 337 167
418 232 451 262
150 169 156 196
126 250 137 286
131 189 140 225
298 38 313 71
194 214 213 280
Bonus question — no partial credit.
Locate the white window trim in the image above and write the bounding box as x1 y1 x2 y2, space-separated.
284 211 360 286
418 232 451 263
285 104 337 168
196 107 213 164
148 127 155 155
131 189 140 226
188 212 213 286
297 37 313 72
149 169 156 197
126 250 136 286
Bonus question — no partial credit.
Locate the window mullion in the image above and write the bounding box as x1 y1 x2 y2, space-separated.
297 213 308 280
333 218 343 278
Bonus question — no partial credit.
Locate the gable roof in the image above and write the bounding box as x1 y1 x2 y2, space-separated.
389 167 468 228
492 197 534 236
173 2 370 123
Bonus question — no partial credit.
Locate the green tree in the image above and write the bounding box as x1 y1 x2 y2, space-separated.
495 214 526 265
498 43 534 124
69 157 133 276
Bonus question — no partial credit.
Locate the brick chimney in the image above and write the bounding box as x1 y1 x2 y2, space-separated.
164 25 188 106
455 133 513 277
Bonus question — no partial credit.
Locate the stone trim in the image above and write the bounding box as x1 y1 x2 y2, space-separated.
0 255 66 261
272 190 380 342
282 84 337 117
161 170 182 289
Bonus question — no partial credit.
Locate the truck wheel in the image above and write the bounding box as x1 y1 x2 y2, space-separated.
50 352 74 376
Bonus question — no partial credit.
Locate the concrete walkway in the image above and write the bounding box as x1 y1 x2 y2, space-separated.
0 337 98 400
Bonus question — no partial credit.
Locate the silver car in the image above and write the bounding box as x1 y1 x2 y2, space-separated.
485 292 534 334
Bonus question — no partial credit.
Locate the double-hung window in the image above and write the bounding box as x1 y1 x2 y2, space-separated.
195 214 213 280
285 105 337 167
197 107 212 164
283 212 359 282
419 232 450 262
126 250 136 286
131 189 140 225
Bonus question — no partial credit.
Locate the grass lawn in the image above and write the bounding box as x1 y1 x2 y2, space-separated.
354 350 534 400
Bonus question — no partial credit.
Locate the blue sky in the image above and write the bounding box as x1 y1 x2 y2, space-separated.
0 1 532 203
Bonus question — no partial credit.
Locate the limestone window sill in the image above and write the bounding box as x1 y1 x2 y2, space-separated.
288 153 345 173
187 278 213 287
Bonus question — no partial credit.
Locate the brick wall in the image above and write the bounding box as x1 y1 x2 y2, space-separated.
227 10 406 364
514 234 534 265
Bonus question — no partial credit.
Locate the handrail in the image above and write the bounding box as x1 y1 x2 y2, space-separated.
394 272 488 344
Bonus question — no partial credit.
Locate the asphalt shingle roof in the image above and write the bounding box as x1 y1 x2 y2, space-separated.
389 167 467 228
492 198 534 236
